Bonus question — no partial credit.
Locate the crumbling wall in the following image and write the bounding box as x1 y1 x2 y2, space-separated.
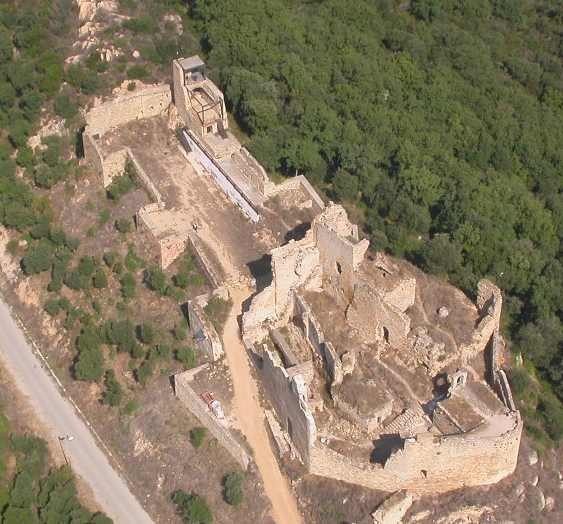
346 280 410 347
101 149 128 187
461 279 502 363
272 241 321 321
175 370 250 469
383 277 416 313
159 233 189 270
82 131 104 178
239 147 275 195
172 60 190 126
309 412 522 493
187 296 223 362
264 175 325 214
259 346 317 464
85 84 172 136
313 203 369 302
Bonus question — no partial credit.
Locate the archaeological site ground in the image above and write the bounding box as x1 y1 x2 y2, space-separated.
0 2 562 524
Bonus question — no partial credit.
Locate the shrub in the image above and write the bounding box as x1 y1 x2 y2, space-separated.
122 16 155 34
176 346 196 369
138 323 155 344
98 208 111 225
123 399 139 416
102 370 123 407
144 266 168 295
189 427 207 449
103 250 120 269
173 323 187 341
135 360 154 386
106 172 136 200
54 93 78 120
120 272 136 299
204 296 232 334
127 65 149 80
44 299 61 317
223 471 244 507
124 245 143 272
173 272 189 289
115 217 132 233
6 239 18 256
154 344 171 359
93 268 108 289
21 240 54 275
171 490 213 524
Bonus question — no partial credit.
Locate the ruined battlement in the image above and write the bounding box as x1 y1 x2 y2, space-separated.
241 202 521 493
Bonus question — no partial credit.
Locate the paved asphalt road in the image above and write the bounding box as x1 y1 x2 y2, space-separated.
0 297 153 524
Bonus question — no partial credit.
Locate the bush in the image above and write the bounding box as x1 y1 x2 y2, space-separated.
54 93 78 120
115 217 132 233
204 296 232 335
135 360 154 386
103 251 119 269
127 65 149 80
154 344 171 359
98 209 111 225
173 323 187 341
120 272 136 299
189 427 207 449
106 172 136 200
123 399 139 416
176 346 196 369
138 323 155 344
93 268 108 289
173 272 189 289
144 266 168 295
223 471 244 506
102 370 123 407
21 240 54 275
44 299 61 317
124 245 143 272
171 490 213 524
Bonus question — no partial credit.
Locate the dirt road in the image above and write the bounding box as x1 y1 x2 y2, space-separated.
0 296 153 524
223 286 303 524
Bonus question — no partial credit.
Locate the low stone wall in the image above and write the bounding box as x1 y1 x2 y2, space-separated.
186 234 223 288
187 296 223 362
175 370 250 470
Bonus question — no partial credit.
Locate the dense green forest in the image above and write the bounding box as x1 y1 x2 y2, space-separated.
189 0 563 439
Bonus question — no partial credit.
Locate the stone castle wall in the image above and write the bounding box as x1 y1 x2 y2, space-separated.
175 370 250 470
85 84 172 136
309 412 522 494
257 345 317 463
187 296 224 362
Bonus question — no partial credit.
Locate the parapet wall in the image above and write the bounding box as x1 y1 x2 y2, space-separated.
175 370 250 470
254 344 317 463
187 295 224 362
309 412 522 494
85 84 172 136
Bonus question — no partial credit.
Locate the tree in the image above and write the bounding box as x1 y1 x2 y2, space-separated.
115 218 132 234
21 240 54 275
93 268 108 289
176 347 196 369
189 427 206 449
223 471 244 506
102 370 123 407
137 323 155 344
332 169 358 202
171 490 213 524
120 272 136 299
144 266 168 295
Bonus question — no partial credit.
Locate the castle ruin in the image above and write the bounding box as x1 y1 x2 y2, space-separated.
82 56 522 494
